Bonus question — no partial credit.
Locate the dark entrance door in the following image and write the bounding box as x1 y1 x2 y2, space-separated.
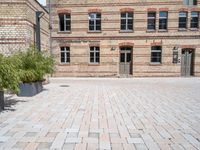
181 49 194 76
119 47 132 75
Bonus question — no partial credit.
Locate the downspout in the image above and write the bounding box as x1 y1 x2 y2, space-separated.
49 0 53 55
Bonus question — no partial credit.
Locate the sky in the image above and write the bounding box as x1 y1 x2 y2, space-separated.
37 0 46 6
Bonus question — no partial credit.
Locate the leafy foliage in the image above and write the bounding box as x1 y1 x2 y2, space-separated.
0 46 54 93
0 54 20 93
15 46 55 83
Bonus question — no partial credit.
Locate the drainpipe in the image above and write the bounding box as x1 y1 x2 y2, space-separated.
36 11 44 51
48 0 53 55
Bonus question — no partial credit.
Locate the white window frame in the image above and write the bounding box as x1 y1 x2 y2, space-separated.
151 46 162 64
90 46 100 64
60 47 70 64
179 12 188 29
147 12 156 30
59 13 71 32
88 13 101 31
121 12 133 31
191 12 199 29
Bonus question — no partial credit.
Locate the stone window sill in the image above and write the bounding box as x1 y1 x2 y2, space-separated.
59 63 70 66
149 63 162 66
178 28 187 31
146 29 156 33
87 31 102 33
57 31 71 34
158 29 168 32
88 63 100 66
119 30 134 33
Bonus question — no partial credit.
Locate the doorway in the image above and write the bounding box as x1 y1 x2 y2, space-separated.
119 47 132 75
181 49 194 76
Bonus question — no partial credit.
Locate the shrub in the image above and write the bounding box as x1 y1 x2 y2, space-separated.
15 46 54 83
0 54 20 93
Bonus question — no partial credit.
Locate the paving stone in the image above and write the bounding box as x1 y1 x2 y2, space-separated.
13 142 28 149
65 138 82 144
0 78 200 150
127 138 144 144
62 143 75 150
37 142 52 149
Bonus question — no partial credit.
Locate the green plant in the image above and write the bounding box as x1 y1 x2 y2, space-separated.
0 54 20 93
14 46 54 83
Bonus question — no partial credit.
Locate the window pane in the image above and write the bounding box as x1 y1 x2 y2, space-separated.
126 53 131 62
159 19 167 29
152 46 162 51
128 24 133 30
191 12 198 17
151 52 161 63
148 12 156 18
89 13 96 19
120 53 125 62
159 12 167 17
97 13 101 19
128 13 133 18
59 14 65 31
96 25 101 30
90 57 94 63
151 46 162 63
179 12 187 17
148 19 156 29
179 18 187 28
61 52 65 62
121 13 126 18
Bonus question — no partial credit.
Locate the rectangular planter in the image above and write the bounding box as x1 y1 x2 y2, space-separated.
0 91 4 111
18 81 43 97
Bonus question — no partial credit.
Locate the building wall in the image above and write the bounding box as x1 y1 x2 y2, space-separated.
52 0 200 76
0 0 50 55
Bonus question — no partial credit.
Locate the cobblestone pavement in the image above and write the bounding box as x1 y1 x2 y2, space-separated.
0 78 200 150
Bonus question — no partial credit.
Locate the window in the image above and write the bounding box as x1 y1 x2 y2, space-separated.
89 13 101 31
147 12 156 30
179 12 187 29
90 46 100 63
121 12 133 31
159 12 168 30
61 47 70 63
183 0 197 5
151 46 162 63
59 13 71 31
191 12 199 28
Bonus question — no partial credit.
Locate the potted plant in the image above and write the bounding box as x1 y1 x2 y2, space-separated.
17 47 54 97
0 54 20 110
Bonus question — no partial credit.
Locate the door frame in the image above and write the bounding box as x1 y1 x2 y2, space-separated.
181 48 195 76
119 46 133 75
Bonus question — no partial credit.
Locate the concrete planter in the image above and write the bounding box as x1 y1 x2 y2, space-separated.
18 81 43 97
0 91 4 111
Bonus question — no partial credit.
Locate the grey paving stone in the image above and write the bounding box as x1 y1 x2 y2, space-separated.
0 78 200 150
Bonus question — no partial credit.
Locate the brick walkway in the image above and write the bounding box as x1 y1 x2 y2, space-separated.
0 78 200 150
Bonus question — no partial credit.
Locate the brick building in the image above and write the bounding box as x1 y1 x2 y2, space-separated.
50 0 200 77
0 0 50 55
